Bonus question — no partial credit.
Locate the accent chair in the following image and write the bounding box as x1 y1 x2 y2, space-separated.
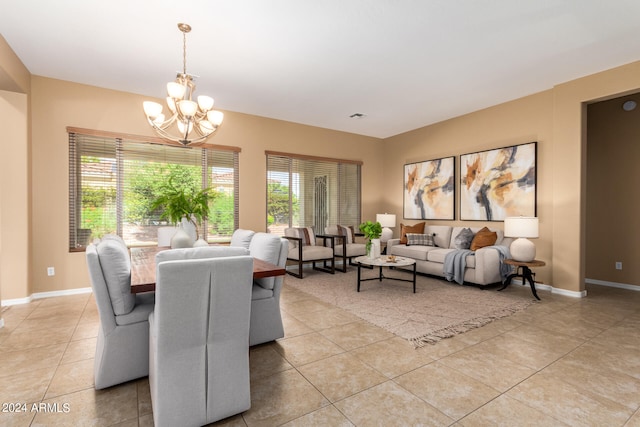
283 227 335 278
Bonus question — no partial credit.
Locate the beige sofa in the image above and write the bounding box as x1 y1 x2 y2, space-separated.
387 225 513 286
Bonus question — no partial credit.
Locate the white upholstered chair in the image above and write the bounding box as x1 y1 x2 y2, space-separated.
325 225 366 272
283 227 335 278
85 237 155 390
248 232 288 346
149 247 253 426
230 228 256 249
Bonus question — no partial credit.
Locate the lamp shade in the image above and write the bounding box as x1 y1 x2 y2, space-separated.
504 217 538 238
376 214 396 228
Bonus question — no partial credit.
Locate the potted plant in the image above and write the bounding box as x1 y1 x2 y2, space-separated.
359 220 382 258
151 178 218 247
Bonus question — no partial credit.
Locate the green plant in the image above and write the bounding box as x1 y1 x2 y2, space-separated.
359 220 382 254
150 177 219 240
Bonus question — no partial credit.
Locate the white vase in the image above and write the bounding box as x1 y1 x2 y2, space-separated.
368 238 381 259
181 216 197 243
170 228 193 248
193 238 209 247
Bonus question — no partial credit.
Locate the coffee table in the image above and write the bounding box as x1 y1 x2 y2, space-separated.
355 256 417 293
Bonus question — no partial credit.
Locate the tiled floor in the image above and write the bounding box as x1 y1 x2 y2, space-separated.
1 278 640 426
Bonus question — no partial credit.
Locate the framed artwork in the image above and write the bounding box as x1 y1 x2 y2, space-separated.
403 156 455 220
460 142 537 221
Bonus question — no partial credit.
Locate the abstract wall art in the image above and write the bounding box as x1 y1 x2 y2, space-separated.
460 142 537 221
403 156 455 220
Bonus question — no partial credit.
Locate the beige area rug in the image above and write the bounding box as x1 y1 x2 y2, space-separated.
285 268 534 347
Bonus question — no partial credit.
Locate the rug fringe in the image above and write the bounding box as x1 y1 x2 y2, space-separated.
410 303 532 348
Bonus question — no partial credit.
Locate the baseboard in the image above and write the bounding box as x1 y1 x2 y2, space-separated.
1 287 93 307
510 279 586 298
586 278 640 291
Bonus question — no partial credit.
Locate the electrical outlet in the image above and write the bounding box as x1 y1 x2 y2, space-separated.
47 267 55 276
615 262 622 270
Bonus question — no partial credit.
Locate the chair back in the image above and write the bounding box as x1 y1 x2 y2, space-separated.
85 244 117 333
249 233 288 290
150 255 253 426
230 229 256 249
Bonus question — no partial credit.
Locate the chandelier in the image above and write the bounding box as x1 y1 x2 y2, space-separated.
143 23 223 146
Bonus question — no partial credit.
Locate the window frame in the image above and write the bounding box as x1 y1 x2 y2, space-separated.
265 150 362 235
68 127 240 251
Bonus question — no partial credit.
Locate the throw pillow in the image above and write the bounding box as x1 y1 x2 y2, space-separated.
400 222 426 244
406 233 435 246
454 228 475 249
336 225 355 244
470 226 498 251
286 227 316 246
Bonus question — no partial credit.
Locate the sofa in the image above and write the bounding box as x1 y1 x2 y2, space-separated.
387 224 513 287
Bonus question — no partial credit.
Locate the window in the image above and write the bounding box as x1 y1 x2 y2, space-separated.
69 128 239 249
266 151 361 235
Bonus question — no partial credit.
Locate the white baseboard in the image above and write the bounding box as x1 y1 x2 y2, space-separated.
510 279 586 298
586 278 640 291
1 287 93 307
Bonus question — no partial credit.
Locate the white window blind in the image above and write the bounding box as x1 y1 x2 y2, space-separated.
69 129 239 249
266 152 361 236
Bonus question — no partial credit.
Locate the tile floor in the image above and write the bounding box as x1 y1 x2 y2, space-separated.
1 278 640 426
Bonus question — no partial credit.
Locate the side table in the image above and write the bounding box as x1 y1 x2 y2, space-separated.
499 259 545 300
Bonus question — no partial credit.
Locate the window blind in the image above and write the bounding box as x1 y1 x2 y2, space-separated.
266 152 361 236
69 129 239 249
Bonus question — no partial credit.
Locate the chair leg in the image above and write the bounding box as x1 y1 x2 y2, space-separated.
312 258 335 275
286 258 304 278
338 253 347 272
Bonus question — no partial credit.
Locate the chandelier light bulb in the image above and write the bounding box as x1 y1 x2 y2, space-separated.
178 100 198 117
167 82 187 99
197 95 214 111
143 101 163 119
208 110 224 126
143 23 223 145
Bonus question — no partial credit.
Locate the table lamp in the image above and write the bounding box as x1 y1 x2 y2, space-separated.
504 216 539 262
376 213 396 243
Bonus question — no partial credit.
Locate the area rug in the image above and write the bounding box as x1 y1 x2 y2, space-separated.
285 269 534 347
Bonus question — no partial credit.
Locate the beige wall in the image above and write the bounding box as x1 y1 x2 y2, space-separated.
0 90 29 300
2 33 640 299
29 76 383 293
586 93 640 287
382 91 555 286
551 61 640 293
380 60 640 293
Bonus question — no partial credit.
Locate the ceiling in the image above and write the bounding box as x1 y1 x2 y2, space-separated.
2 1 640 138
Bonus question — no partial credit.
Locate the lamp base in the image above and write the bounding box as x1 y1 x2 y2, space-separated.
510 238 536 262
380 227 393 243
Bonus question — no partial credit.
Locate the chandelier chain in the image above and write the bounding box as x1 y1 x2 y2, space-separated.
182 30 188 75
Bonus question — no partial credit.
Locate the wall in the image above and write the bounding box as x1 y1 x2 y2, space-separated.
29 76 383 294
0 90 29 300
586 93 640 287
0 35 30 307
380 60 640 294
382 91 555 286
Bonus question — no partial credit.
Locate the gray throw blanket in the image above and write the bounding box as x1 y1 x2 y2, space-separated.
443 249 474 285
443 245 514 285
487 245 514 282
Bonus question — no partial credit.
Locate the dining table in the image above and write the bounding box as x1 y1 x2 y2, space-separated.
130 246 286 294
